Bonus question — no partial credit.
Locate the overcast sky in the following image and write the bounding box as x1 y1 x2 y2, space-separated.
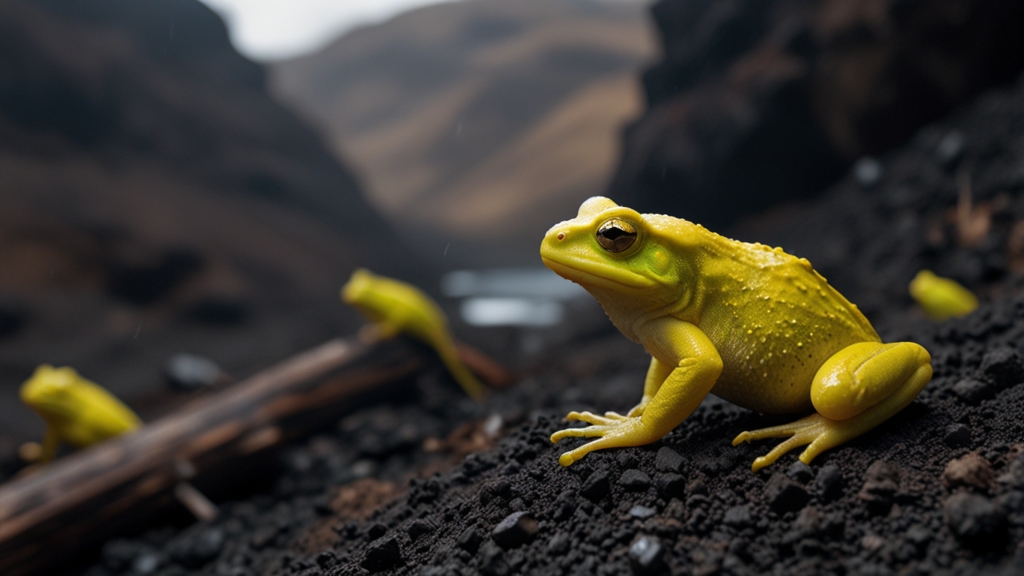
198 0 647 62
197 0 466 61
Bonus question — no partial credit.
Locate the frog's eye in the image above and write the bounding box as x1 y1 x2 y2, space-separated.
596 219 637 253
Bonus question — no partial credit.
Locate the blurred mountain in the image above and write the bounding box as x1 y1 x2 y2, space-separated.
0 0 417 434
269 0 655 266
609 0 1024 229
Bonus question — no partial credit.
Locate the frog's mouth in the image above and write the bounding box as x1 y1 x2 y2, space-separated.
541 255 657 292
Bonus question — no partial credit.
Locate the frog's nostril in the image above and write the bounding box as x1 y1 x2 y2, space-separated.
557 232 565 241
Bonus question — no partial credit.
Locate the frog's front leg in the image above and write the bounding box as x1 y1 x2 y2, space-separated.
38 425 59 464
733 341 932 471
551 319 723 466
600 358 675 420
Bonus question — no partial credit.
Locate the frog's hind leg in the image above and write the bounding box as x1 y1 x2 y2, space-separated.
732 341 932 472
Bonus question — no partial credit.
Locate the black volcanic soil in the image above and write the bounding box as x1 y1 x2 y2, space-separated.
64 75 1024 576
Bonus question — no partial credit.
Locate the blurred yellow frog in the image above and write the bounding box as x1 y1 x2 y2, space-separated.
342 268 485 399
20 364 141 463
542 197 932 471
908 269 978 320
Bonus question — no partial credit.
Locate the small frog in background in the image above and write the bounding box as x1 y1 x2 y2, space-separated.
542 197 932 471
342 268 485 399
20 365 142 463
909 269 978 320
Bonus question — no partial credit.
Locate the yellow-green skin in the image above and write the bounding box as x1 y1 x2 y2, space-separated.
20 365 142 463
909 269 978 320
542 197 933 471
341 268 485 400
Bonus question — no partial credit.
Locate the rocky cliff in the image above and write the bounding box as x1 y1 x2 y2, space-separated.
0 0 414 434
609 0 1024 229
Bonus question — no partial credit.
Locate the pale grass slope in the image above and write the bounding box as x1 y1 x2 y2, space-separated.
270 0 655 262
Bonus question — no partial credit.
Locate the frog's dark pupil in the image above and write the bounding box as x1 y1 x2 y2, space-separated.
602 227 628 240
597 219 637 252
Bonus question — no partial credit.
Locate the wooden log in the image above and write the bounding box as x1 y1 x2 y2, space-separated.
0 338 422 576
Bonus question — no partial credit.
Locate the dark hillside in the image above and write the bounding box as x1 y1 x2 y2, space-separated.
609 0 1024 231
0 0 415 438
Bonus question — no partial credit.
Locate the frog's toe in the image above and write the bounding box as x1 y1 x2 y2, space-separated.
602 411 631 421
565 411 621 426
731 430 752 446
750 434 817 472
733 414 834 472
550 424 612 443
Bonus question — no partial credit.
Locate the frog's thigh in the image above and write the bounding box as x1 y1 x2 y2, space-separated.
811 342 931 421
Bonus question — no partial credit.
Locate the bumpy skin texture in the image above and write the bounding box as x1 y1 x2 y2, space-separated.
909 269 979 320
341 268 485 399
542 197 933 471
20 365 142 463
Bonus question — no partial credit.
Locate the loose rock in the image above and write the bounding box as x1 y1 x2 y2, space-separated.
786 461 814 484
491 511 538 549
686 478 708 496
952 377 990 404
581 470 611 501
362 538 403 573
656 473 686 499
942 452 995 492
859 461 900 514
981 346 1024 389
407 519 434 541
944 492 1007 548
655 447 684 472
723 505 752 528
478 541 508 576
764 473 810 515
169 527 224 569
630 505 656 519
457 527 483 553
629 535 668 576
943 424 972 448
619 469 652 491
164 353 222 390
814 464 844 503
852 157 883 188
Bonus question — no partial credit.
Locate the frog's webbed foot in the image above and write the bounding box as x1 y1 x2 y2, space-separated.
732 414 841 472
550 414 651 466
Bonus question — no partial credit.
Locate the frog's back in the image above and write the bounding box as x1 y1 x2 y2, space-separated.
52 380 141 447
364 275 449 341
691 232 880 414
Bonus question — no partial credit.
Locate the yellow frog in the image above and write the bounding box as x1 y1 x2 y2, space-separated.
342 268 485 399
20 365 142 463
542 197 932 471
908 269 978 320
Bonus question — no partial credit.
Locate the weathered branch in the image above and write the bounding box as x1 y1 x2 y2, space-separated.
0 338 423 576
